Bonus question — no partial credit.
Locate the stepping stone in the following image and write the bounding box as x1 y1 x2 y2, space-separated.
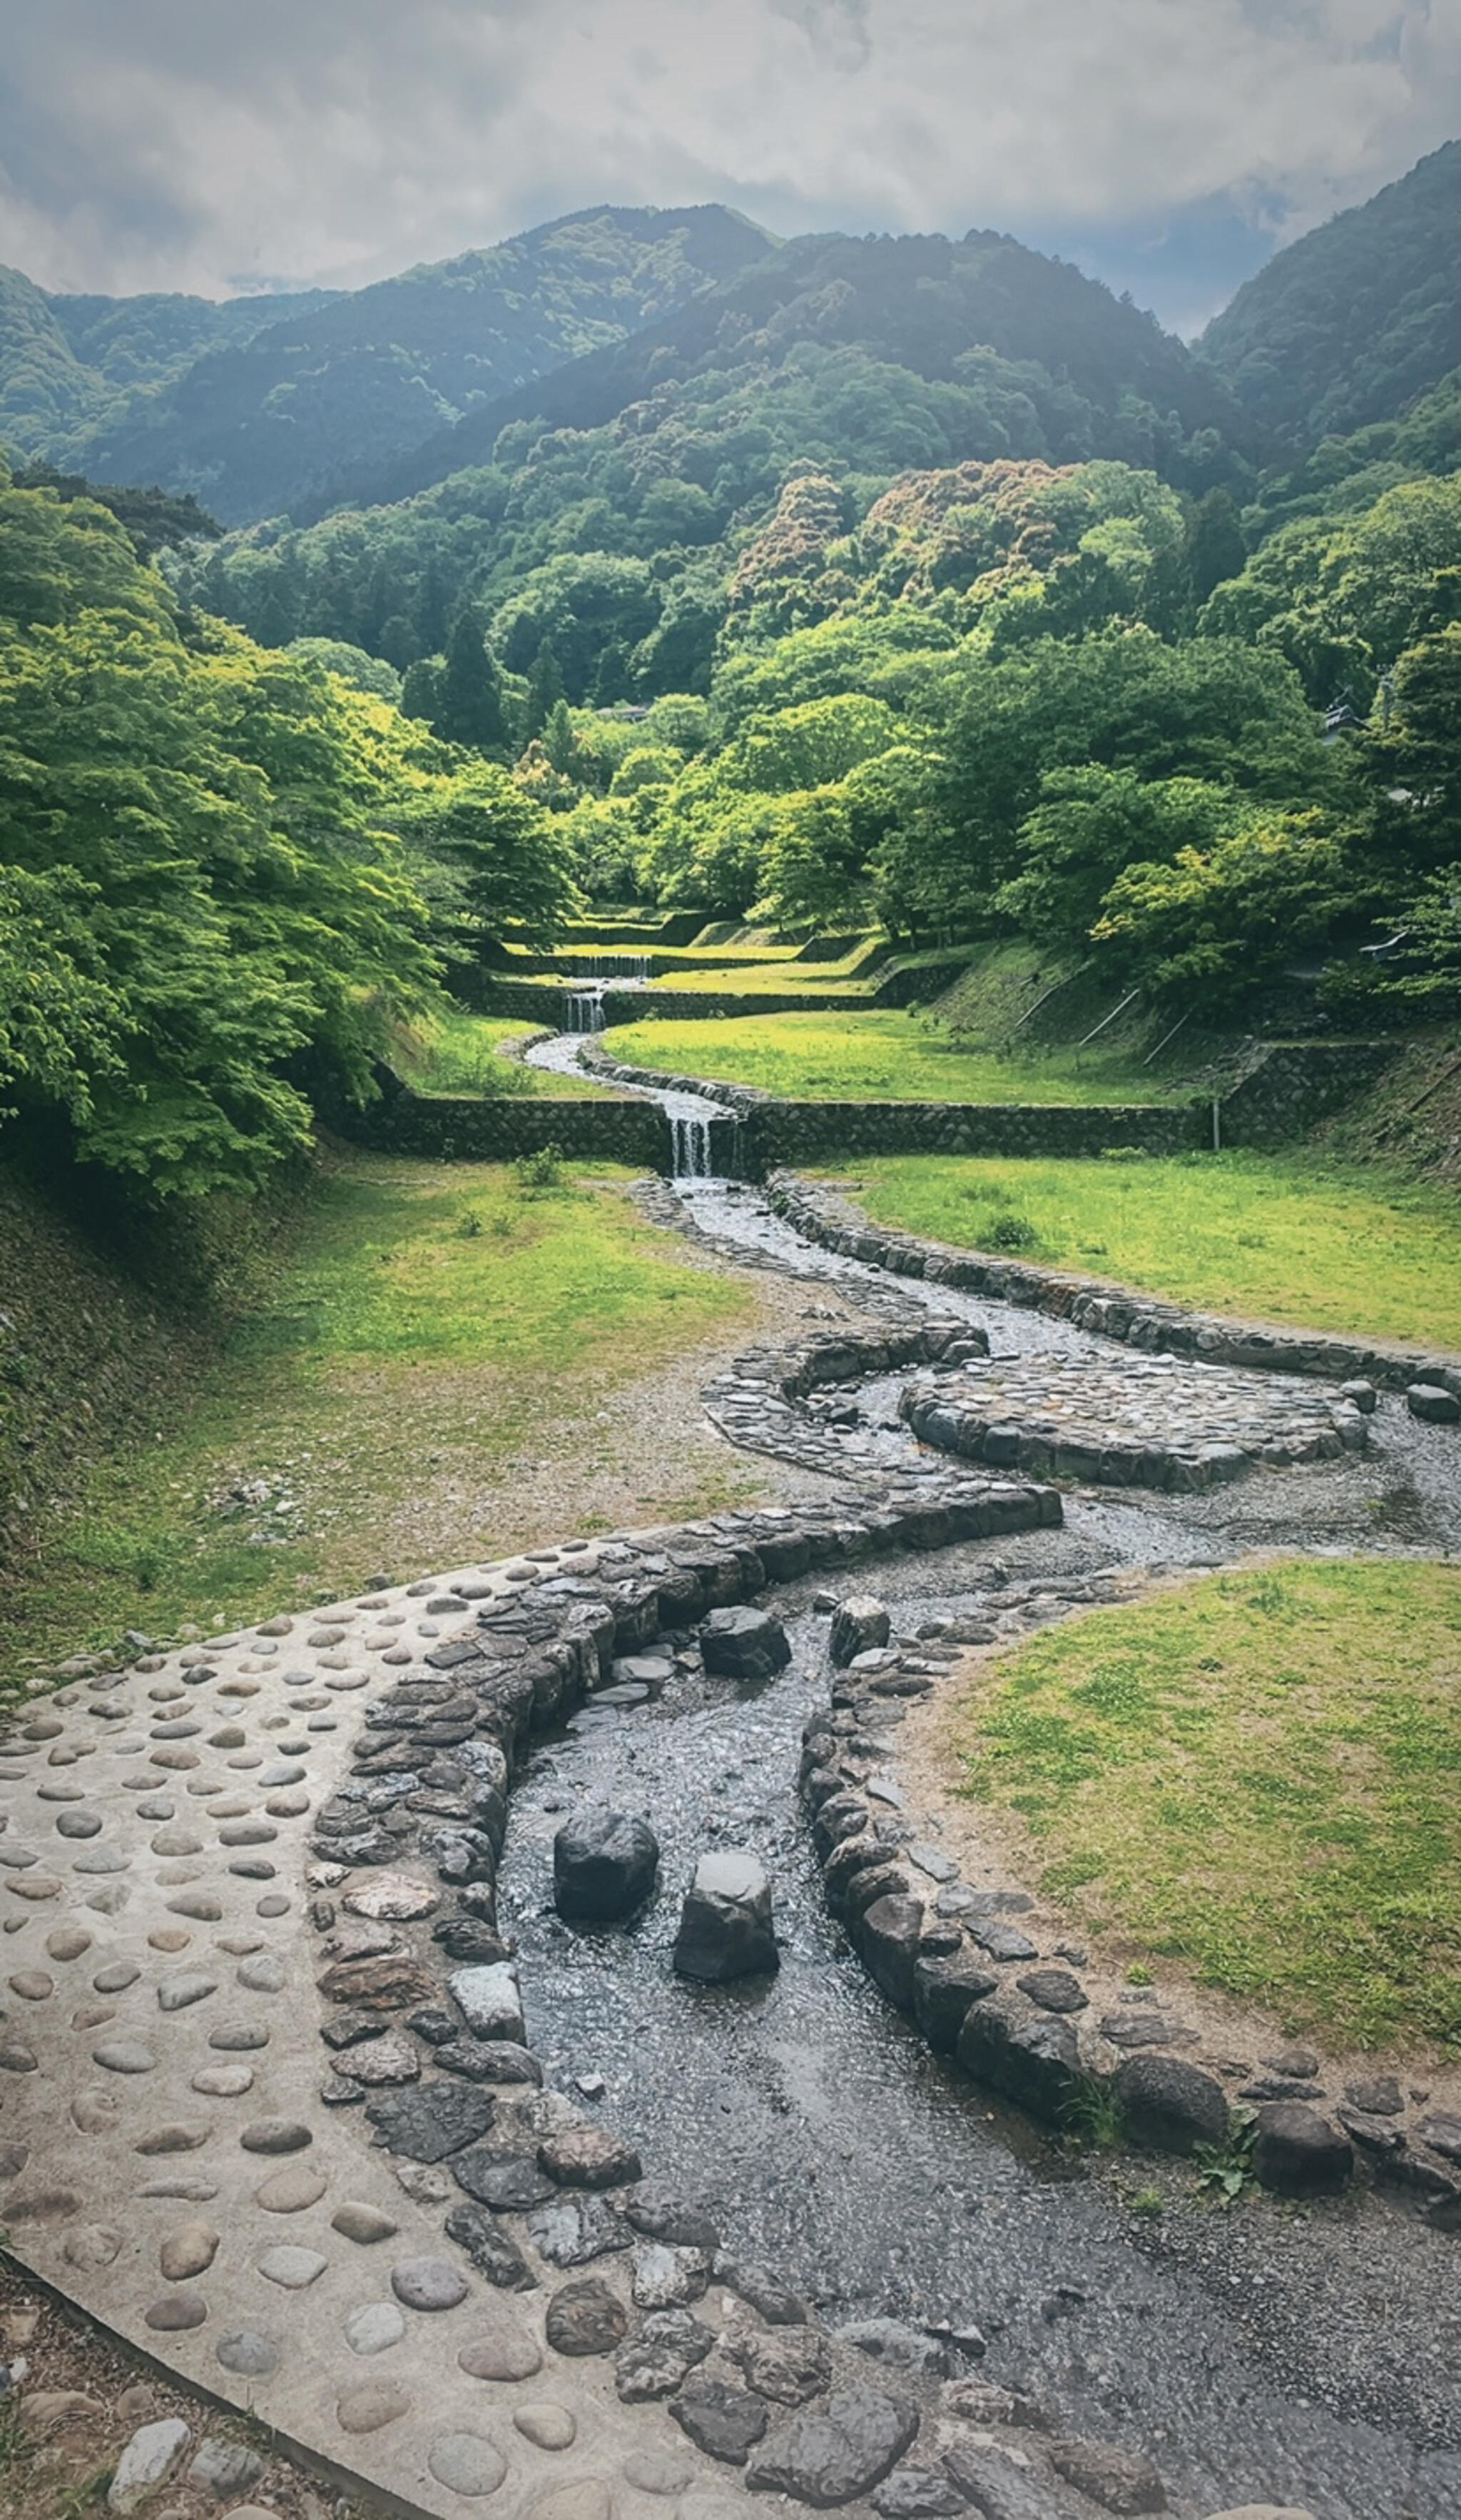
428 2434 509 2497
391 2255 469 2311
345 2302 407 2356
258 2245 327 2289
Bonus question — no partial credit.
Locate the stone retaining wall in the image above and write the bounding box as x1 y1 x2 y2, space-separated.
1217 1039 1398 1146
474 950 975 1027
352 1069 671 1169
767 1172 1461 1395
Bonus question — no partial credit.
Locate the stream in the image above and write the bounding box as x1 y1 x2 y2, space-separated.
516 1025 1461 2520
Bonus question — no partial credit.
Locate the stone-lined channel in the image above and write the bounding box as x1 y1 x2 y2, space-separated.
521 1027 1461 2520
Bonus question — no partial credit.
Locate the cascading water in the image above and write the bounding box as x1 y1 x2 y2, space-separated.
670 1112 711 1177
564 987 606 1034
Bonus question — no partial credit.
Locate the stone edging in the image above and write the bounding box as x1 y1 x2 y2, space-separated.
765 1172 1461 1400
798 1593 1461 2227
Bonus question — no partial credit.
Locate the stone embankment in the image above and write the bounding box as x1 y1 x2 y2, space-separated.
767 1172 1461 1399
798 1586 1461 2230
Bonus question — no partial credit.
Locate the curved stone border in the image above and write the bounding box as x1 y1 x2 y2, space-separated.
798 1586 1461 2226
766 1172 1461 1399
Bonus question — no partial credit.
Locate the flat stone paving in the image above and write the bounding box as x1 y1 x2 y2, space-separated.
900 1350 1369 1490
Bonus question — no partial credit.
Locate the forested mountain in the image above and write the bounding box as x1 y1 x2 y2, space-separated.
314 226 1251 522
1202 141 1461 443
0 265 335 464
3 208 773 528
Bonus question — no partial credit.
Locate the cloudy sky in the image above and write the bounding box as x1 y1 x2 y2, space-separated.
3 0 1460 333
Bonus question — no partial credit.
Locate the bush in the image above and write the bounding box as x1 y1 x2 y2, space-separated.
514 1144 566 1192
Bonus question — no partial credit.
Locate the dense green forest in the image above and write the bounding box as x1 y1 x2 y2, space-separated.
3 151 1460 1206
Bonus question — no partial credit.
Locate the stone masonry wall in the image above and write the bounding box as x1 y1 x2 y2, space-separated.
1216 1040 1398 1146
352 1070 672 1169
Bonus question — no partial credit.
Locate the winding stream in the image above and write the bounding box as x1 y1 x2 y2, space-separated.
519 1027 1461 2520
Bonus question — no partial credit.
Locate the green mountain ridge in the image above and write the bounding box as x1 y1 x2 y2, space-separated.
1201 139 1461 443
6 205 774 527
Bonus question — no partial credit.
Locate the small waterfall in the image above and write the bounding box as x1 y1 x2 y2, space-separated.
565 987 606 1035
671 1113 712 1178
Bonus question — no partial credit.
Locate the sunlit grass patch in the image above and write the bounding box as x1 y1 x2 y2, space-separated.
0 1153 749 1683
395 1009 609 1098
830 1149 1461 1348
605 1010 1167 1102
941 1558 1461 2052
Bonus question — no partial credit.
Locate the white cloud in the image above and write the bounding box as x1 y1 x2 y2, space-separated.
0 0 1455 302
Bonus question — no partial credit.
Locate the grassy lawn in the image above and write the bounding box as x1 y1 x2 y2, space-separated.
395 1009 609 1098
604 1010 1168 1102
0 1152 750 1687
831 1149 1461 1348
940 1559 1461 2052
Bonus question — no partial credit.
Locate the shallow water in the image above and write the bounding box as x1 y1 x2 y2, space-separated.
507 1033 1461 2519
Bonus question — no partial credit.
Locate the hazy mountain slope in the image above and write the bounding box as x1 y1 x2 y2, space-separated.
318 225 1251 520
1202 141 1461 443
48 205 775 525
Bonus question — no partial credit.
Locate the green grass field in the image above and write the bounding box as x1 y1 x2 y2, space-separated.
0 1153 750 1685
604 1010 1168 1102
396 1010 609 1098
830 1149 1461 1348
940 1558 1461 2051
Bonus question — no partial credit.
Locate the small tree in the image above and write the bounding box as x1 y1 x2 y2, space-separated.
434 608 509 756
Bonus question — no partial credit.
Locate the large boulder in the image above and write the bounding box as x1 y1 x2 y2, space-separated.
554 1807 659 1923
855 1895 925 2014
955 1999 1081 2125
830 1597 891 1667
746 2385 918 2506
912 1955 999 2052
700 1607 792 1682
1113 2054 1228 2157
1407 1383 1461 1423
673 1851 778 1982
1253 2104 1353 2197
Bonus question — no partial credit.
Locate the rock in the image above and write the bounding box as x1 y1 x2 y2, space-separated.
969 1921 1039 1963
19 2392 106 2439
956 1999 1082 2123
450 1963 526 2045
365 2082 497 2162
746 2385 918 2506
553 1807 659 1921
830 1597 891 1667
214 2332 278 2377
1253 2104 1353 2196
728 2325 831 2404
673 2382 769 2466
144 2292 208 2332
188 2439 265 2500
716 2257 807 2323
514 2404 576 2451
1407 1383 1460 1423
335 2380 411 2434
673 1850 778 1981
445 2201 536 2290
526 2192 630 2268
1419 2111 1461 2161
943 2439 1074 2518
428 2434 509 2496
159 2220 219 2281
538 2124 643 2188
391 2255 470 2311
345 2300 407 2357
458 2332 544 2381
544 2276 629 2356
239 2118 312 2154
332 2201 399 2245
912 1955 999 2051
699 1606 791 1682
873 2471 966 2519
1345 2075 1403 2116
622 2449 696 2496
253 2166 327 2213
857 1895 925 2013
616 2310 716 2402
454 2147 556 2212
835 2317 948 2374
1197 2511 1317 2520
1015 1968 1089 2014
942 2380 1049 2429
626 2185 721 2250
1049 2437 1168 2512
108 2419 192 2512
1113 2055 1229 2156
631 2241 709 2308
